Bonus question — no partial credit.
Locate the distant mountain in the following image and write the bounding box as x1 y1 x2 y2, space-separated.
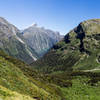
0 17 62 63
0 17 38 64
22 24 63 57
32 19 100 73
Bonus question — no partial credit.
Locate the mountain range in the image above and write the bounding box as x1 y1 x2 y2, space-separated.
1 18 100 100
0 17 62 64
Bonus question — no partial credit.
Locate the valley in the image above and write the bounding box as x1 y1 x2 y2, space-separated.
0 18 100 100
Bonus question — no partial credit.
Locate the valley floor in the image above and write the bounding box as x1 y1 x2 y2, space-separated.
0 51 100 100
48 71 100 100
61 76 100 100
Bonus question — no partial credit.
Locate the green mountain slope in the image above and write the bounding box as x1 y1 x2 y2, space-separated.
1 51 100 100
0 51 63 100
30 19 100 99
31 19 100 73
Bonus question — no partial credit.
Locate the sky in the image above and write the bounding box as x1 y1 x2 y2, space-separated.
0 0 100 35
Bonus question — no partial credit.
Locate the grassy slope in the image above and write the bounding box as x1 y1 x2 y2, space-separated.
2 50 100 100
0 85 36 100
0 51 63 100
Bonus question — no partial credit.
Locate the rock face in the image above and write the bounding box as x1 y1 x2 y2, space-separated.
0 17 38 64
32 19 100 73
22 24 62 57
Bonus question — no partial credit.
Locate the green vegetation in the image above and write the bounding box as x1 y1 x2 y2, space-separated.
47 71 100 100
31 19 100 99
0 85 36 100
1 50 100 100
0 51 63 100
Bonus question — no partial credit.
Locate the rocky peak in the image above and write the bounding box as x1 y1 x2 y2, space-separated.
22 25 62 57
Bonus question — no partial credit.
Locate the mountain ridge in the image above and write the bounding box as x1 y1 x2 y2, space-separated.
31 19 100 73
0 17 38 64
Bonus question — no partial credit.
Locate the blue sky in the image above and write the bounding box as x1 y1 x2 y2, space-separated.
0 0 100 35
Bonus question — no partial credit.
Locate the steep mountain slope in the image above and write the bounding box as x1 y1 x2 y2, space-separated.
22 24 62 57
32 19 100 73
0 17 37 64
0 51 64 100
